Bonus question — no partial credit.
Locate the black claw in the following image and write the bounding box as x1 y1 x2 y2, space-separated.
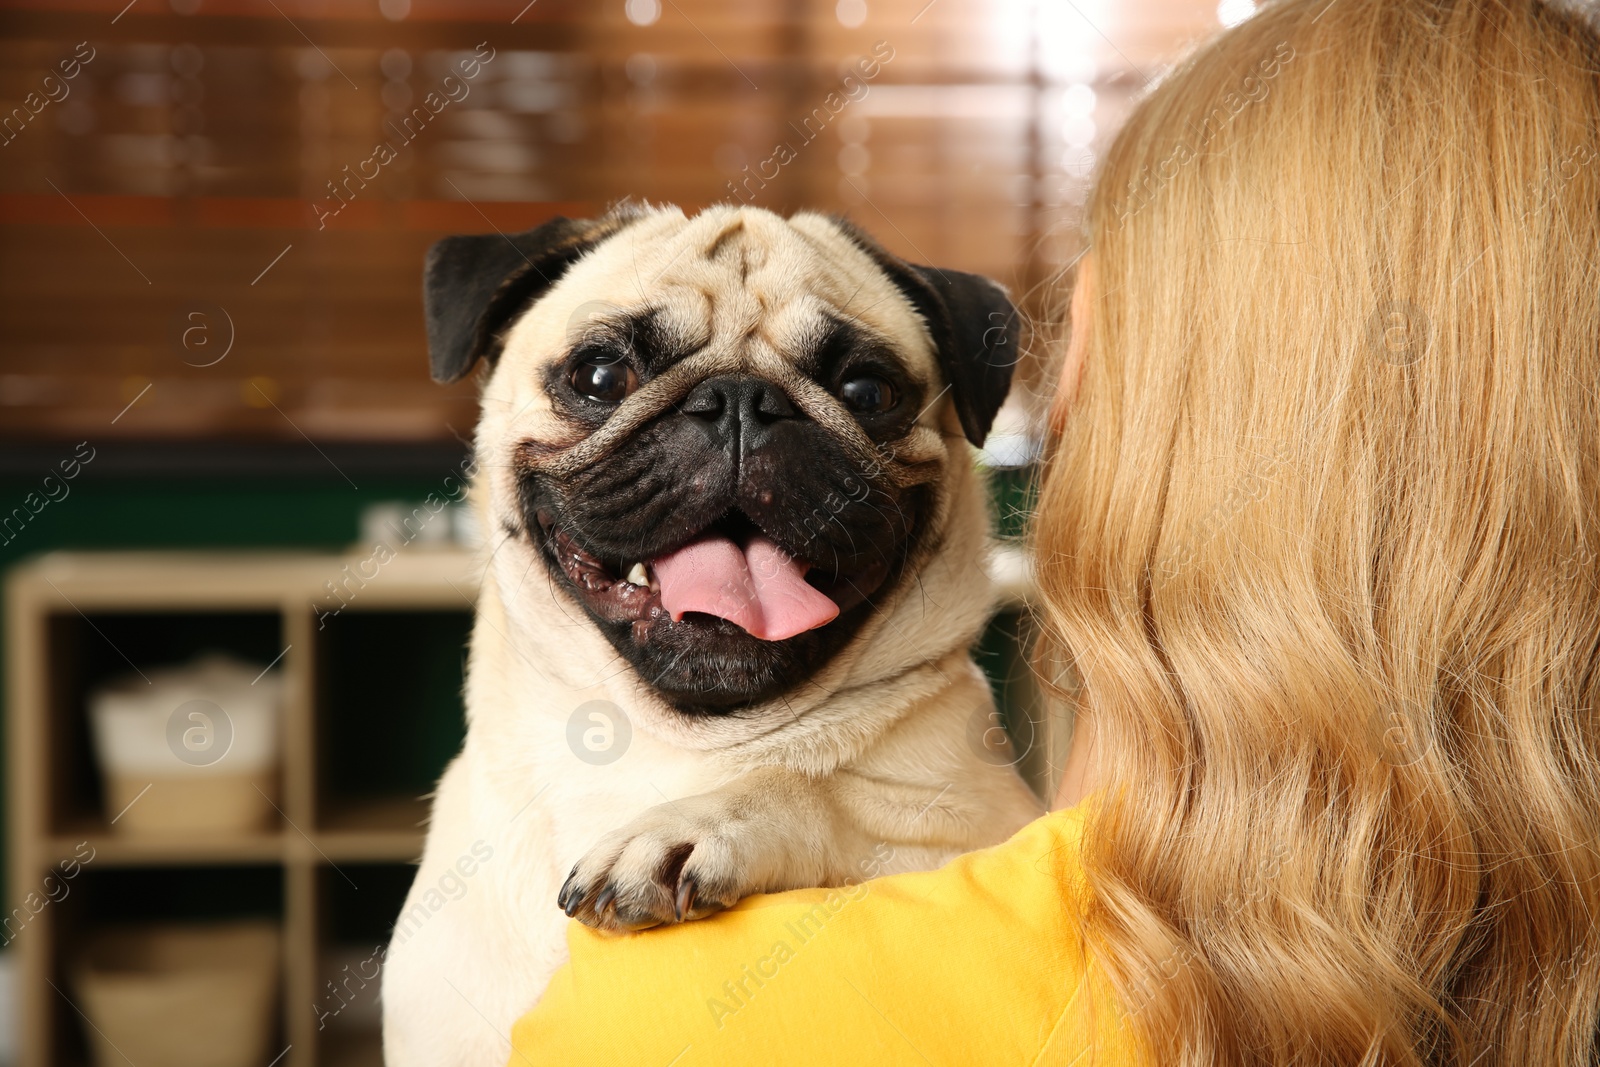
674 876 698 922
593 885 616 918
557 864 582 913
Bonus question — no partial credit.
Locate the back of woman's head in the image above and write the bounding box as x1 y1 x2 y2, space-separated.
1033 0 1600 1063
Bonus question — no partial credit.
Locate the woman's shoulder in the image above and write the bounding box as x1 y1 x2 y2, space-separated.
510 801 1145 1066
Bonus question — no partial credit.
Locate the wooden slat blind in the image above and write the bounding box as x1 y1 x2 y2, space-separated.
0 0 1222 442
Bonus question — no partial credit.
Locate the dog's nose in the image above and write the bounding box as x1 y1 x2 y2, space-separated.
680 375 797 451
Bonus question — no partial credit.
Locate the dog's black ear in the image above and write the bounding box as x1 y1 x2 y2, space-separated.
832 219 1020 446
901 264 1020 446
424 213 635 384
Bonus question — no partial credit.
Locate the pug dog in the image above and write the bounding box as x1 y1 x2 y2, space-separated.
381 202 1045 1067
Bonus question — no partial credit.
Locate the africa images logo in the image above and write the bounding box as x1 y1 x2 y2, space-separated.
567 700 632 766
1365 698 1433 767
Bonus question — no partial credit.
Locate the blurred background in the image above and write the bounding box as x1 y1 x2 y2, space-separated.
0 0 1245 1063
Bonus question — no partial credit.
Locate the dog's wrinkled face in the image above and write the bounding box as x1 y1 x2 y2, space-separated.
424 205 1016 712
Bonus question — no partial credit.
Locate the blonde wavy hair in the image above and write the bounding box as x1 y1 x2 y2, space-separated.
1033 0 1600 1063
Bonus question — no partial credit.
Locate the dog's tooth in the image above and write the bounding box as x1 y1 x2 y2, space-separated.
626 562 649 587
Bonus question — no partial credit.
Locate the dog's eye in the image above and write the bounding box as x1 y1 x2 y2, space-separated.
838 374 897 414
570 354 638 403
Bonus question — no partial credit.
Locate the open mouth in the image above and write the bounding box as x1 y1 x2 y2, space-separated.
534 508 891 644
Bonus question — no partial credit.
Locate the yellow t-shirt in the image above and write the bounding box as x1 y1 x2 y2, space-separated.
508 801 1145 1066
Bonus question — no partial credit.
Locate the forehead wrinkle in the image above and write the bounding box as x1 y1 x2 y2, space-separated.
702 215 749 263
653 286 712 352
665 204 749 262
609 208 729 297
645 255 761 359
735 206 814 260
554 207 934 381
656 215 833 302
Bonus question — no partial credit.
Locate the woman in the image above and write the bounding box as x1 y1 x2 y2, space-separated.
509 0 1600 1062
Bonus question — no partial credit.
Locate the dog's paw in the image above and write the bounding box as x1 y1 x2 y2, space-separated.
555 799 751 932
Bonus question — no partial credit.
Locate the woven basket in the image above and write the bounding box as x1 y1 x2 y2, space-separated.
73 921 281 1067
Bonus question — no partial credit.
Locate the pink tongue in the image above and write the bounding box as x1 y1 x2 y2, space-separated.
651 534 840 641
